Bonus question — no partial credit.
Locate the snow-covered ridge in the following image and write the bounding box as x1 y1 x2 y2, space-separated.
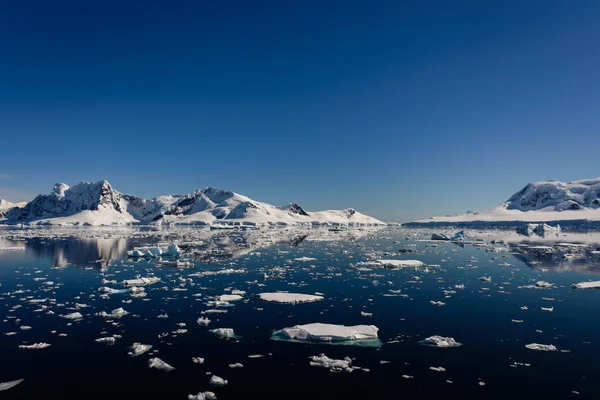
2 180 384 227
0 199 27 218
409 177 600 226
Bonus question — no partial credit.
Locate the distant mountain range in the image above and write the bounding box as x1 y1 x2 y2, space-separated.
407 178 600 227
0 180 384 227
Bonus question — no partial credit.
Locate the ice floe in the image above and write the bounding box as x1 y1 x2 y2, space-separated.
419 335 462 348
272 323 381 346
526 343 558 352
148 357 175 371
257 292 324 304
0 378 24 392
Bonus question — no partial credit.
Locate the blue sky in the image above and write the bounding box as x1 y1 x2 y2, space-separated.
1 0 599 222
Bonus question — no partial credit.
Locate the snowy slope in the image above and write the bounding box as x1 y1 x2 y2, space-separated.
0 199 27 218
411 178 600 225
4 181 384 226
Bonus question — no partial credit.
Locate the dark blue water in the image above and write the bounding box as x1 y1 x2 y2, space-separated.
1 228 600 399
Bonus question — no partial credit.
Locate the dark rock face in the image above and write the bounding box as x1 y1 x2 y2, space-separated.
287 203 309 216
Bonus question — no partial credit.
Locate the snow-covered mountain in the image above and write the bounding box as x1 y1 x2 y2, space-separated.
3 180 384 226
408 178 600 226
0 199 27 218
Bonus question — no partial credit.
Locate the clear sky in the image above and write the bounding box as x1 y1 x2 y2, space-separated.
1 0 599 222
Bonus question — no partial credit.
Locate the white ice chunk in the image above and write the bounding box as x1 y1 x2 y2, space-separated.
309 354 354 373
129 343 153 357
376 259 424 269
19 343 51 350
148 357 175 371
420 335 462 348
217 294 243 302
210 328 236 339
96 307 129 319
572 281 600 289
258 292 324 304
121 277 160 287
526 343 558 352
197 317 211 326
187 391 217 400
273 323 380 346
0 378 24 391
209 375 228 387
60 312 83 320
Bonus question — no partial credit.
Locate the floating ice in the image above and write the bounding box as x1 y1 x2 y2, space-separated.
420 335 462 348
429 366 446 372
376 259 424 269
0 378 24 392
210 328 236 339
258 292 324 304
19 343 51 350
98 287 128 295
294 257 317 262
217 294 243 302
95 337 116 345
163 244 181 257
121 277 160 287
229 363 244 368
309 354 354 373
148 357 175 371
192 357 205 364
209 375 228 387
129 343 153 357
431 233 451 241
526 343 558 352
272 323 381 346
60 312 83 320
572 281 600 289
187 391 217 400
197 317 211 326
96 308 129 319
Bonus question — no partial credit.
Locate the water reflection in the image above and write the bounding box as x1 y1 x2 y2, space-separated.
0 227 382 268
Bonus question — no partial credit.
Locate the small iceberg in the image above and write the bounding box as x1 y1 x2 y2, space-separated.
188 392 217 400
95 337 116 345
526 343 558 352
376 259 424 269
309 354 355 373
0 378 24 392
121 277 160 287
419 335 462 348
209 375 228 387
271 323 381 347
431 233 451 241
96 308 129 319
572 281 600 289
210 328 237 339
217 294 243 302
148 357 175 371
451 230 465 242
60 312 83 320
258 292 324 304
19 343 51 350
129 343 153 357
163 244 181 257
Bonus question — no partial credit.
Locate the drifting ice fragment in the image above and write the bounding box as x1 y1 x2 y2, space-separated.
209 375 228 387
148 357 175 371
163 244 181 257
229 363 244 368
526 343 558 352
217 294 243 302
210 328 236 339
309 354 354 373
431 233 451 241
95 337 116 345
294 257 317 262
197 317 211 326
258 292 324 304
19 343 51 350
121 277 160 287
420 336 462 348
272 323 381 346
60 312 83 320
572 281 600 289
187 392 217 400
451 230 465 241
376 259 424 269
0 378 24 392
192 357 205 364
96 308 129 319
129 343 153 357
